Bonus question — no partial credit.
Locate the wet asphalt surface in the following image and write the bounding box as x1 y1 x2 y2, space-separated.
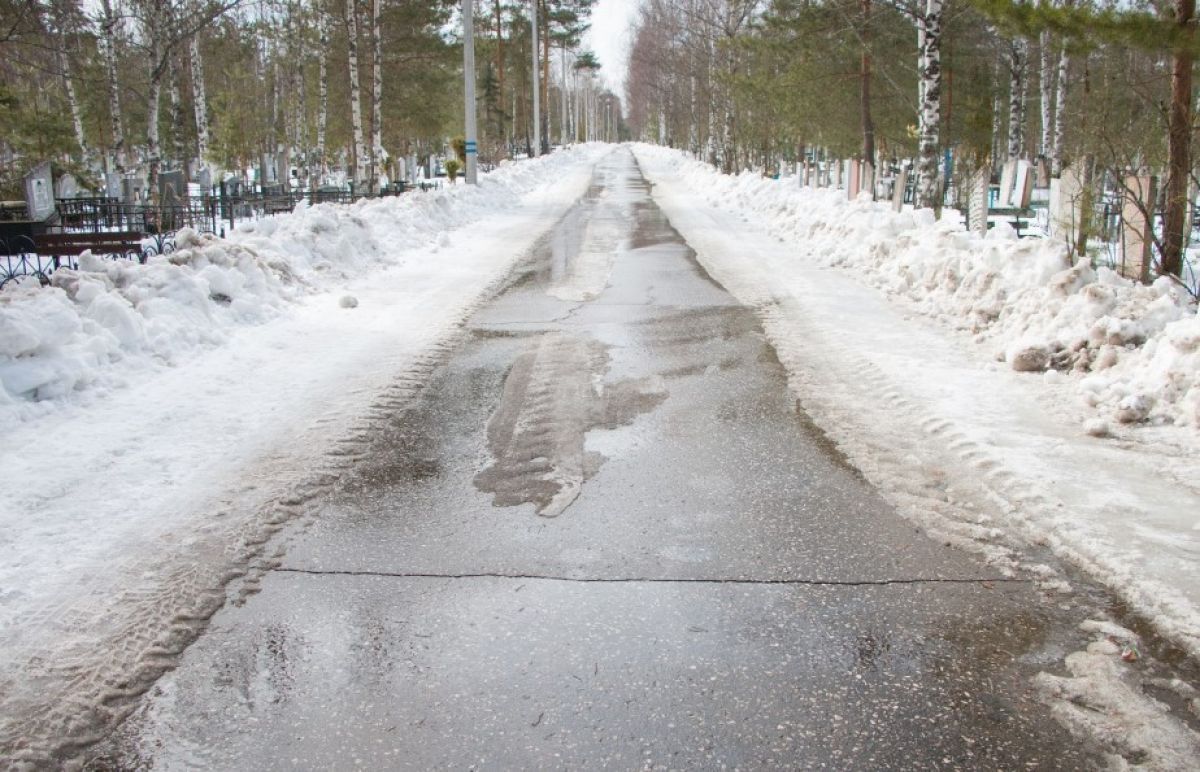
95 150 1104 769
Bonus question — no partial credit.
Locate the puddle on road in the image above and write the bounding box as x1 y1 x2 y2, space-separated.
473 331 666 517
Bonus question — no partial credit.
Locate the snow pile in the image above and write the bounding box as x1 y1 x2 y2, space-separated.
0 146 607 428
633 145 1200 429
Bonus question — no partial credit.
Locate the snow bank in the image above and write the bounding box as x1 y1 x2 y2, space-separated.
0 147 607 430
634 145 1199 429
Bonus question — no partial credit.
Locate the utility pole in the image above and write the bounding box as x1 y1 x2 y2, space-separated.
463 0 479 183
531 0 541 156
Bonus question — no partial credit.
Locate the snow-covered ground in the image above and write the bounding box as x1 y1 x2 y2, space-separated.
0 145 612 763
633 143 1200 767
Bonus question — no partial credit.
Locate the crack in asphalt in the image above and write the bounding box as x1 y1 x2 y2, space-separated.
272 568 1027 586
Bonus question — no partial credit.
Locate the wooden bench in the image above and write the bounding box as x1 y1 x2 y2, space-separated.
34 231 146 267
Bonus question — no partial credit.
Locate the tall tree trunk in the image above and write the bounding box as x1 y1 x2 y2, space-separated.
561 45 569 145
50 1 88 161
1050 42 1069 176
540 0 550 152
494 0 505 152
346 0 367 185
916 0 943 210
531 0 540 155
317 8 329 180
860 0 875 165
371 0 383 191
1039 30 1054 159
169 54 183 169
1007 37 1026 161
1162 0 1194 278
190 33 210 168
99 0 125 172
145 2 164 202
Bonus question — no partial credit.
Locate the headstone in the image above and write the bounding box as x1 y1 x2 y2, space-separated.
998 159 1018 207
892 168 909 212
1012 160 1034 208
1035 157 1051 189
55 173 79 199
158 170 185 205
847 160 861 200
23 161 54 221
105 172 122 199
121 175 146 204
968 167 990 235
1121 174 1157 282
861 162 875 201
799 160 809 187
261 154 277 186
807 163 818 188
276 155 290 192
1049 166 1085 243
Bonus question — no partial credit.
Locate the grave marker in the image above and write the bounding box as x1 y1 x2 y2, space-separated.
1012 160 1034 208
847 159 861 199
892 168 909 212
24 161 54 221
997 159 1017 207
1049 166 1085 243
1120 174 1157 282
54 173 79 199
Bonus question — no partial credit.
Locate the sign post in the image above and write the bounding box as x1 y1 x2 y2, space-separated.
463 0 478 184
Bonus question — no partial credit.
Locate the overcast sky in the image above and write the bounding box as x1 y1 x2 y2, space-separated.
582 0 642 97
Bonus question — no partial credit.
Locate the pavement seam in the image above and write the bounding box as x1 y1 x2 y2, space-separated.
271 568 1026 586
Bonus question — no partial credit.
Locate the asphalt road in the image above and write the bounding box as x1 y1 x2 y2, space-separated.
95 149 1103 769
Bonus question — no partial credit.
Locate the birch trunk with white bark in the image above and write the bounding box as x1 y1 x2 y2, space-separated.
99 0 125 172
51 1 89 160
1007 37 1027 161
370 0 383 191
190 33 210 167
1039 30 1053 158
317 8 329 179
346 0 367 185
915 0 942 210
1051 44 1069 176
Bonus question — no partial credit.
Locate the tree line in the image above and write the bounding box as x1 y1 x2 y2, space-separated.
0 0 614 198
626 0 1199 280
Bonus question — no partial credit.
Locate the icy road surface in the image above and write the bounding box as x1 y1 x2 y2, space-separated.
89 150 1123 768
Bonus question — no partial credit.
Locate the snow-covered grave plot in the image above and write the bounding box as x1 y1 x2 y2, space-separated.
632 144 1200 653
0 145 613 763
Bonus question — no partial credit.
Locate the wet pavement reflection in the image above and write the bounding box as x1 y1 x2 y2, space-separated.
96 149 1104 769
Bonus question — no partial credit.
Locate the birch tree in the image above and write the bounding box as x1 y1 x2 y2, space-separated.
915 0 943 210
49 0 89 160
1006 36 1027 160
190 30 210 167
345 0 366 185
98 0 126 172
316 3 328 179
370 0 383 190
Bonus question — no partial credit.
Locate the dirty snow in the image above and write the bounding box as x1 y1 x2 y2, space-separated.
0 145 612 763
633 142 1200 767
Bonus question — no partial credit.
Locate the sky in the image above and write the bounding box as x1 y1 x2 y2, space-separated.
582 0 642 96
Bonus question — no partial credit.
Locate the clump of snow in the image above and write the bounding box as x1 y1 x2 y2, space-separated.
1036 621 1200 768
1084 418 1110 438
339 294 359 309
1008 342 1050 372
631 144 1199 429
0 145 608 429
